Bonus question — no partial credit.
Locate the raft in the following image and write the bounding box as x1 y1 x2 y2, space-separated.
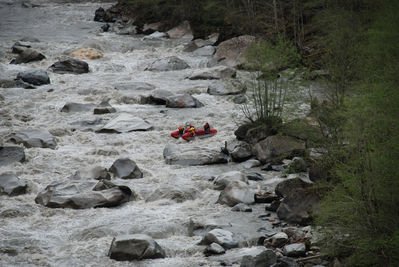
171 129 217 141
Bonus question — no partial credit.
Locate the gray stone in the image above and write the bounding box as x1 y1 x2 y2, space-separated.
207 82 244 96
287 157 307 173
0 173 27 196
12 41 31 53
146 185 200 203
246 172 264 181
165 94 204 108
146 56 190 71
70 166 110 180
282 243 306 257
109 158 143 179
269 232 288 247
163 144 229 166
201 229 238 249
217 181 254 207
16 70 50 85
213 171 248 190
146 89 174 105
193 46 215 56
233 94 247 104
0 147 25 167
93 99 116 115
231 203 252 212
96 114 152 133
10 48 45 64
166 20 193 39
49 58 89 74
205 243 225 255
60 102 96 113
274 256 300 267
8 129 56 149
240 249 277 267
35 180 133 209
275 178 312 198
108 234 165 261
187 66 236 80
241 159 261 169
227 140 253 162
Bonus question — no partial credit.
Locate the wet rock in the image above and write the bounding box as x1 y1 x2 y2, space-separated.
261 163 285 172
0 173 27 196
101 23 110 32
187 66 236 80
282 243 306 257
108 234 165 261
201 229 238 249
0 146 25 167
60 102 96 113
227 140 252 162
166 20 193 39
193 46 215 56
146 186 200 203
70 166 110 180
217 181 254 207
205 243 225 256
213 171 248 190
165 94 204 108
287 157 307 173
268 232 288 247
240 249 277 267
8 129 56 149
253 136 306 164
10 48 45 64
49 58 89 74
210 35 256 68
246 172 263 181
146 56 190 71
254 192 278 203
265 200 281 212
111 20 137 35
207 82 244 96
16 70 50 86
142 22 164 34
12 41 31 53
274 256 300 267
35 180 133 209
163 144 229 166
143 31 167 40
184 33 219 52
109 158 143 179
94 7 106 22
241 159 261 169
146 89 174 105
96 114 152 133
231 203 252 212
69 47 103 60
93 99 116 114
114 82 155 91
233 94 247 104
275 178 312 198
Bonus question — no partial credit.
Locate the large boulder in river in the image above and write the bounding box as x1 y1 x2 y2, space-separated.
146 89 174 105
109 158 143 179
201 229 238 249
165 94 204 108
163 144 228 166
49 58 89 74
226 140 252 162
93 98 116 114
166 20 193 39
8 129 57 149
108 234 166 261
187 66 236 80
60 102 96 113
217 181 254 207
16 70 50 85
275 178 311 198
252 135 305 164
146 56 190 71
35 180 134 209
10 48 45 64
0 173 27 196
12 41 31 54
209 35 256 68
0 146 25 167
213 171 248 190
69 47 103 60
241 249 277 267
96 114 152 133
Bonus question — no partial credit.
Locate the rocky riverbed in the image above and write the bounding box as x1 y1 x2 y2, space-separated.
0 0 326 266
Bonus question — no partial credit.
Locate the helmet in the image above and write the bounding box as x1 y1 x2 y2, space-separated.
178 126 182 130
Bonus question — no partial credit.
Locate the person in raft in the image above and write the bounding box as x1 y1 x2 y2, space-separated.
178 126 184 136
189 126 196 137
204 122 210 134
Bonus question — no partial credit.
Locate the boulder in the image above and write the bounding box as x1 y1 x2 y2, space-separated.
240 249 277 267
163 144 229 166
210 35 256 67
12 41 31 54
60 102 96 113
265 200 281 212
10 48 45 64
0 173 27 196
246 172 263 181
275 257 300 267
94 7 118 23
166 20 193 39
49 58 89 74
165 94 204 108
109 158 143 179
146 89 174 105
16 70 50 85
241 159 261 169
187 66 236 80
111 20 137 35
108 234 165 261
254 192 278 204
252 136 306 164
227 141 252 162
96 114 152 133
8 129 56 149
268 232 289 247
93 99 116 114
101 23 110 32
146 56 190 71
35 180 133 209
233 94 247 104
282 243 306 257
201 229 238 249
275 178 312 198
287 157 307 173
207 82 244 96
146 186 200 203
142 31 167 40
0 146 25 167
193 46 216 56
142 22 164 34
69 47 103 60
114 82 155 91
231 203 252 212
217 181 254 207
213 171 248 190
204 243 225 256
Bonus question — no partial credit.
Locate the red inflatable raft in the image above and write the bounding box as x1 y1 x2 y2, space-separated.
170 128 217 141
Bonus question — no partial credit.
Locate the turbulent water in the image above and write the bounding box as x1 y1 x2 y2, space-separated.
0 1 307 266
